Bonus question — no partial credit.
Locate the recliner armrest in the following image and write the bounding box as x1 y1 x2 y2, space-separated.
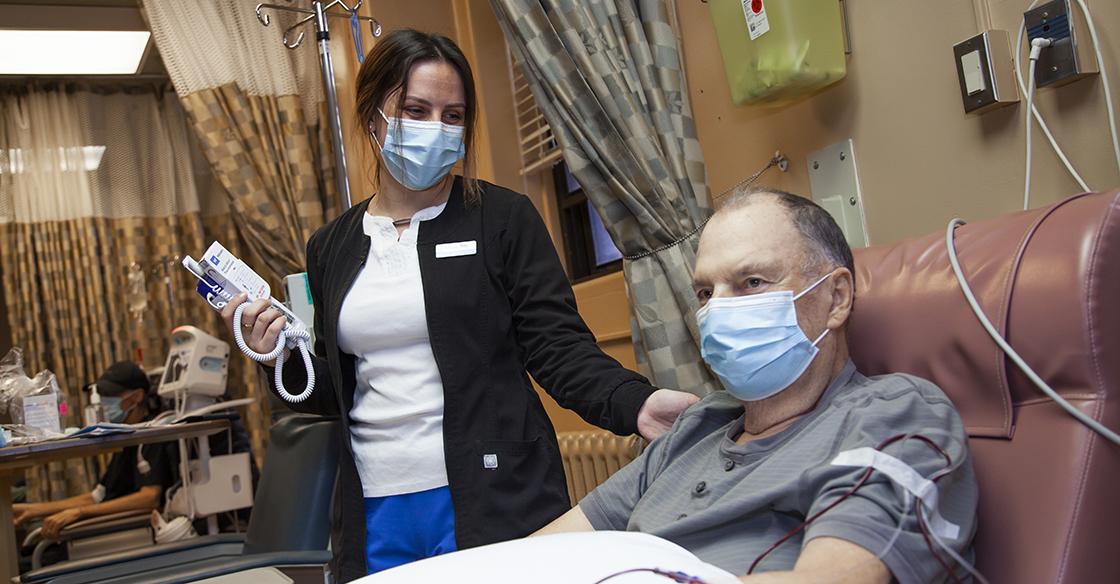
99 550 331 584
20 534 245 583
55 510 153 541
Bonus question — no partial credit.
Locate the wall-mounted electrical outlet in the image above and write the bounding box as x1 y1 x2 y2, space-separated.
953 30 1019 114
1024 0 1098 88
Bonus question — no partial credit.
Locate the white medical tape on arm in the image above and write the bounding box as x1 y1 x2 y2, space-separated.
830 447 961 540
90 484 107 504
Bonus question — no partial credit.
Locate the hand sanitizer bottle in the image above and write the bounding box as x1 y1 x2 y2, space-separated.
83 383 106 427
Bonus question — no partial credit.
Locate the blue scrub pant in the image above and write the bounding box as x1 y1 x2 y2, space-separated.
363 485 458 574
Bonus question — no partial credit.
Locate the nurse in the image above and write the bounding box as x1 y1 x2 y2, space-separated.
222 28 698 582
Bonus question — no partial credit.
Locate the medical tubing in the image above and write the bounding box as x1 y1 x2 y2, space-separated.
946 219 1120 446
231 302 315 403
915 495 963 584
593 568 708 584
1074 0 1120 176
919 503 990 584
911 439 966 584
747 433 950 576
1014 4 1091 193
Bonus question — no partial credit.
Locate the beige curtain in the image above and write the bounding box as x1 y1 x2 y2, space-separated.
142 0 336 281
0 85 274 501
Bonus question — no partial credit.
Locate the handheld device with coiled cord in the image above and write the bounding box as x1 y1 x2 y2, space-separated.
181 242 315 403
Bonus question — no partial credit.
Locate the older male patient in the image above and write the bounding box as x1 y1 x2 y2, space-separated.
538 190 978 584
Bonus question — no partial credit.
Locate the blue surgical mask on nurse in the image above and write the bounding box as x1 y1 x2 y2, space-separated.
371 108 465 191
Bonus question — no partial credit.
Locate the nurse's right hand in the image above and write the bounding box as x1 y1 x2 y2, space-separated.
221 293 289 368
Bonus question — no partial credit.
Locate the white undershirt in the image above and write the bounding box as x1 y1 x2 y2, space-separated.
336 202 449 498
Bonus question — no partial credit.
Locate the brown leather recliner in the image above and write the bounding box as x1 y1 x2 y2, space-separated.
848 190 1120 584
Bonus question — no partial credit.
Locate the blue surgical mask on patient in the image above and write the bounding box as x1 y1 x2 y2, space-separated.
697 273 832 402
101 396 133 424
371 109 465 191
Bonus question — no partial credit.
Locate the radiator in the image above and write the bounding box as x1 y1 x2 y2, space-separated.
556 430 645 506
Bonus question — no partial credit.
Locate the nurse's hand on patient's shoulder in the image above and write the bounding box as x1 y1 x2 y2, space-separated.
221 293 289 368
637 389 700 441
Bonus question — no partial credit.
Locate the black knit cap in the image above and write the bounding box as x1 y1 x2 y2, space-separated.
95 361 150 397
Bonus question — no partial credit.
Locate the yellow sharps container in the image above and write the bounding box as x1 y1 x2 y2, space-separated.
709 0 847 105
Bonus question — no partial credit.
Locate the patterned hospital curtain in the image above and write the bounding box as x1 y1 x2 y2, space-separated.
0 85 264 501
491 0 720 395
141 0 335 281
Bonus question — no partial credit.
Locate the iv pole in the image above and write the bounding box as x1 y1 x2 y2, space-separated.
255 0 382 211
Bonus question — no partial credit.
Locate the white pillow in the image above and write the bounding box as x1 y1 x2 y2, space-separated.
356 531 740 584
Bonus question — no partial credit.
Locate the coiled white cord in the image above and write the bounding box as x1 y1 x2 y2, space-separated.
946 218 1120 446
232 302 315 403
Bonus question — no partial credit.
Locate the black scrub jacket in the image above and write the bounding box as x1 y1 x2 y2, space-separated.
267 177 656 581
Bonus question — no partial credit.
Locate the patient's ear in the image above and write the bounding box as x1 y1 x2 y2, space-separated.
826 267 854 330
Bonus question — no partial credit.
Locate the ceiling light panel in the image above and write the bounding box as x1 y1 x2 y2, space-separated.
0 30 150 75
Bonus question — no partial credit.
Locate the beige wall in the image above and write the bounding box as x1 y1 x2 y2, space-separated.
677 0 1120 244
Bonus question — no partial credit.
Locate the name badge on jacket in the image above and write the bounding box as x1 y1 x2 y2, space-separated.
435 241 477 259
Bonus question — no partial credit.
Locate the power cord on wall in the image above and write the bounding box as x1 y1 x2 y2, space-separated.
1015 0 1120 209
1023 37 1052 210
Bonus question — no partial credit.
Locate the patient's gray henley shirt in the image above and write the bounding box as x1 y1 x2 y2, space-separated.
580 362 978 584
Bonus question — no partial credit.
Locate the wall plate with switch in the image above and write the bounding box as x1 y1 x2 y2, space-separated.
953 30 1019 115
1024 0 1098 88
807 139 868 249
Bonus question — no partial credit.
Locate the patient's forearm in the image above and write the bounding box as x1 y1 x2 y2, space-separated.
532 505 595 536
738 537 890 584
77 486 162 519
35 493 96 515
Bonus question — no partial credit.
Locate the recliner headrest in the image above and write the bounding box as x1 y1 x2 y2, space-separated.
848 191 1120 438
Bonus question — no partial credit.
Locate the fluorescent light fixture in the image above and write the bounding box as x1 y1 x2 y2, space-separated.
0 146 107 174
0 30 150 75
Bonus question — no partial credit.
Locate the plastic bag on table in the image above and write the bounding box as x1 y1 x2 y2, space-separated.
0 347 65 434
0 423 65 446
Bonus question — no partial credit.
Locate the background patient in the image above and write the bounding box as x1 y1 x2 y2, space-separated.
536 189 978 584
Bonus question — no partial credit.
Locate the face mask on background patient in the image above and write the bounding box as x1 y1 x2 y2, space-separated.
371 109 465 191
697 273 832 401
101 395 136 424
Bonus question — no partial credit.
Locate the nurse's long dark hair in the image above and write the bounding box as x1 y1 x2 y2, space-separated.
355 29 481 203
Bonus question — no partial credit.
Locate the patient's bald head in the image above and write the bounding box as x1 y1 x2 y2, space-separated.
720 189 854 277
